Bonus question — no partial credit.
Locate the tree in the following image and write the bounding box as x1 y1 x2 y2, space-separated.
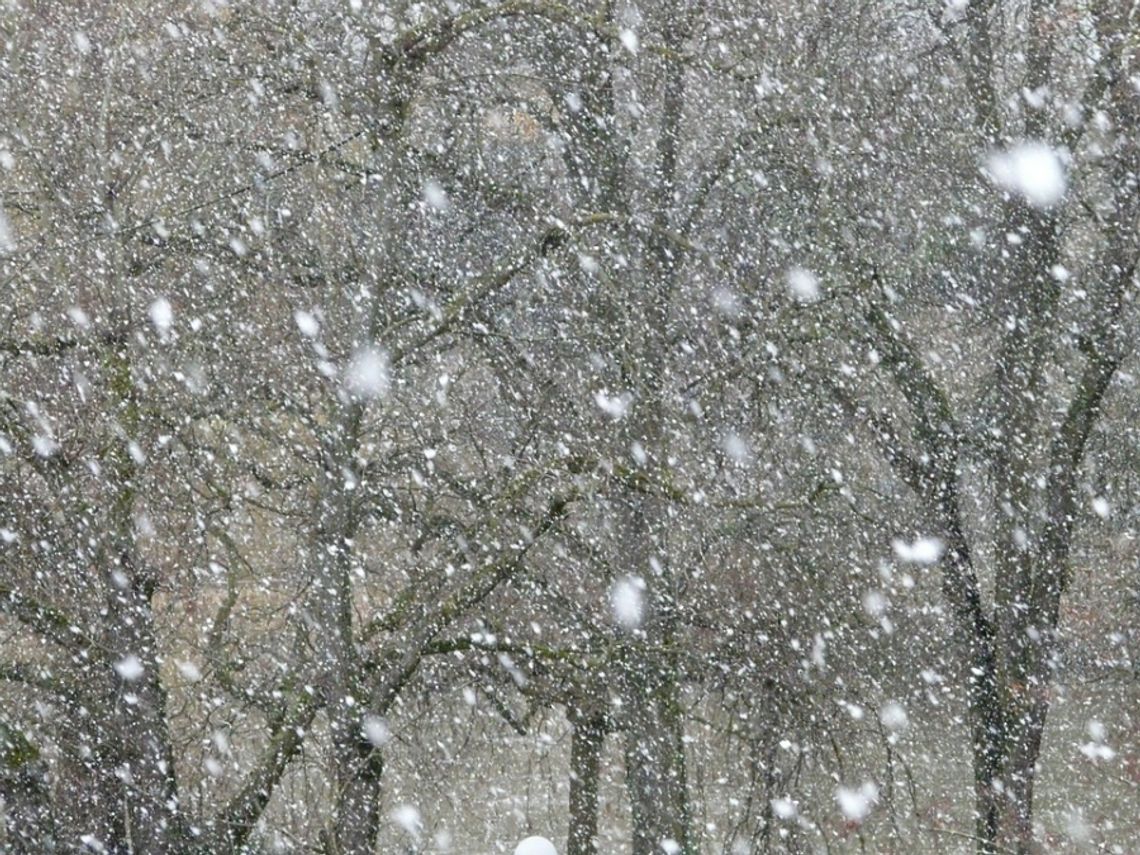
1 1 583 849
3 1 1137 852
816 2 1139 850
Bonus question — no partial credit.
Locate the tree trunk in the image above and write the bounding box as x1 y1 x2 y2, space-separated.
308 436 386 854
326 730 385 854
568 713 606 855
102 578 185 854
622 638 691 855
0 726 55 852
968 631 1052 855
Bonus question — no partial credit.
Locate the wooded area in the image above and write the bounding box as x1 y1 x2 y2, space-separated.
1 0 1138 852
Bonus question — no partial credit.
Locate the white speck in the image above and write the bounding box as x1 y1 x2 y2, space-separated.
841 701 864 720
786 266 820 303
771 797 797 819
619 28 639 53
177 661 202 682
390 804 422 838
611 575 645 629
0 150 13 171
204 757 224 777
1079 741 1116 761
722 433 752 464
423 179 450 211
1 528 17 543
74 31 92 54
836 782 879 823
462 686 477 706
115 655 145 681
515 837 558 855
811 634 826 668
987 142 1067 208
67 307 91 329
630 441 648 465
880 701 909 731
660 841 680 855
1079 720 1115 760
1050 264 1070 282
891 536 944 564
0 206 15 254
229 237 248 256
134 513 155 540
564 92 583 113
863 589 888 617
362 715 390 747
149 297 173 334
713 288 741 317
127 441 146 464
1065 808 1091 843
79 834 107 853
594 389 632 419
578 253 599 273
1091 496 1110 519
32 435 59 458
1021 86 1048 110
294 309 320 338
344 346 390 401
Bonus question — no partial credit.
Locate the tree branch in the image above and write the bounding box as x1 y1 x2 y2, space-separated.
0 583 83 652
206 689 320 852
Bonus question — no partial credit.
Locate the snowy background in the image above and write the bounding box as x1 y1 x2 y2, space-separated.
1 0 1138 852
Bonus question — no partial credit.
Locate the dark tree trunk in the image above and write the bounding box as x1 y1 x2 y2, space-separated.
621 638 691 855
970 647 1052 855
567 713 606 855
0 727 55 852
326 728 385 854
94 561 185 854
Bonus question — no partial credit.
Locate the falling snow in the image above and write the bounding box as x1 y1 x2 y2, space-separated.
114 655 145 682
785 266 821 303
149 297 174 335
391 804 423 838
362 714 391 747
987 142 1067 208
836 782 879 824
344 345 390 400
294 309 321 338
891 536 945 565
610 576 645 630
422 179 450 212
594 389 632 419
514 836 558 855
2 2 1136 853
0 206 14 254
